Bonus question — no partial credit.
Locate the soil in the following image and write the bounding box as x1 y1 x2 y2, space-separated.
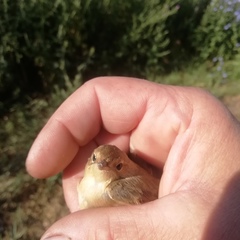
222 95 240 120
0 176 68 240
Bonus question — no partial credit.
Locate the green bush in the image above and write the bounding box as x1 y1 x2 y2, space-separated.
164 0 209 70
0 76 82 175
82 0 178 77
1 0 240 115
0 0 177 114
0 0 91 113
194 0 240 61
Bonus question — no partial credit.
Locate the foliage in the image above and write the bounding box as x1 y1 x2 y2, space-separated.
194 0 240 61
1 0 240 113
82 0 178 77
0 0 90 112
0 0 177 114
150 54 240 97
0 76 82 175
164 0 210 70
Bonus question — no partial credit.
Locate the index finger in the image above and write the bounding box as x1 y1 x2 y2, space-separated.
26 77 191 178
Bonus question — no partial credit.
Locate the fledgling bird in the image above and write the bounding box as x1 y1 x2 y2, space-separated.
77 145 160 209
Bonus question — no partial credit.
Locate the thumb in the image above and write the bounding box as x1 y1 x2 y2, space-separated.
40 194 208 240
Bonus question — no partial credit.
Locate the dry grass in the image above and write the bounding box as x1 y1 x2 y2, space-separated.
0 173 68 240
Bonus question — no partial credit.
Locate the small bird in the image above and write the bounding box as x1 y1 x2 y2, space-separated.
77 145 160 209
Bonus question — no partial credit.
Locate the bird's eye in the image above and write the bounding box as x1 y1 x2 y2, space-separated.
92 154 96 162
116 163 123 171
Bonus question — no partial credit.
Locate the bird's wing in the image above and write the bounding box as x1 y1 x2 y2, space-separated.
105 176 156 205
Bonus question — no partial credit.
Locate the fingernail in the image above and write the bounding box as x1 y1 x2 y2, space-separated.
42 235 71 240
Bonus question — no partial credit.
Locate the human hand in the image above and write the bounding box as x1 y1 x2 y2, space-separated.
26 77 240 239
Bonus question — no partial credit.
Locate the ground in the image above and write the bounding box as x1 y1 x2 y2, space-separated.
222 95 240 120
1 94 239 240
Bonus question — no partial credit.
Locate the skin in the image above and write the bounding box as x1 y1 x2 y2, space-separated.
26 77 240 240
77 145 160 209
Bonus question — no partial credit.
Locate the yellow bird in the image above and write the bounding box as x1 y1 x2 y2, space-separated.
77 145 160 209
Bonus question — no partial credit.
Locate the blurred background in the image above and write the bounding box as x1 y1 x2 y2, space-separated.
1 0 240 239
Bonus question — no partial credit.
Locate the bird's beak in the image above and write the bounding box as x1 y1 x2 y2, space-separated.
97 160 107 170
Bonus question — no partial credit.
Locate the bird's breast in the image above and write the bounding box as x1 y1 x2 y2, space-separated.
78 174 111 209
